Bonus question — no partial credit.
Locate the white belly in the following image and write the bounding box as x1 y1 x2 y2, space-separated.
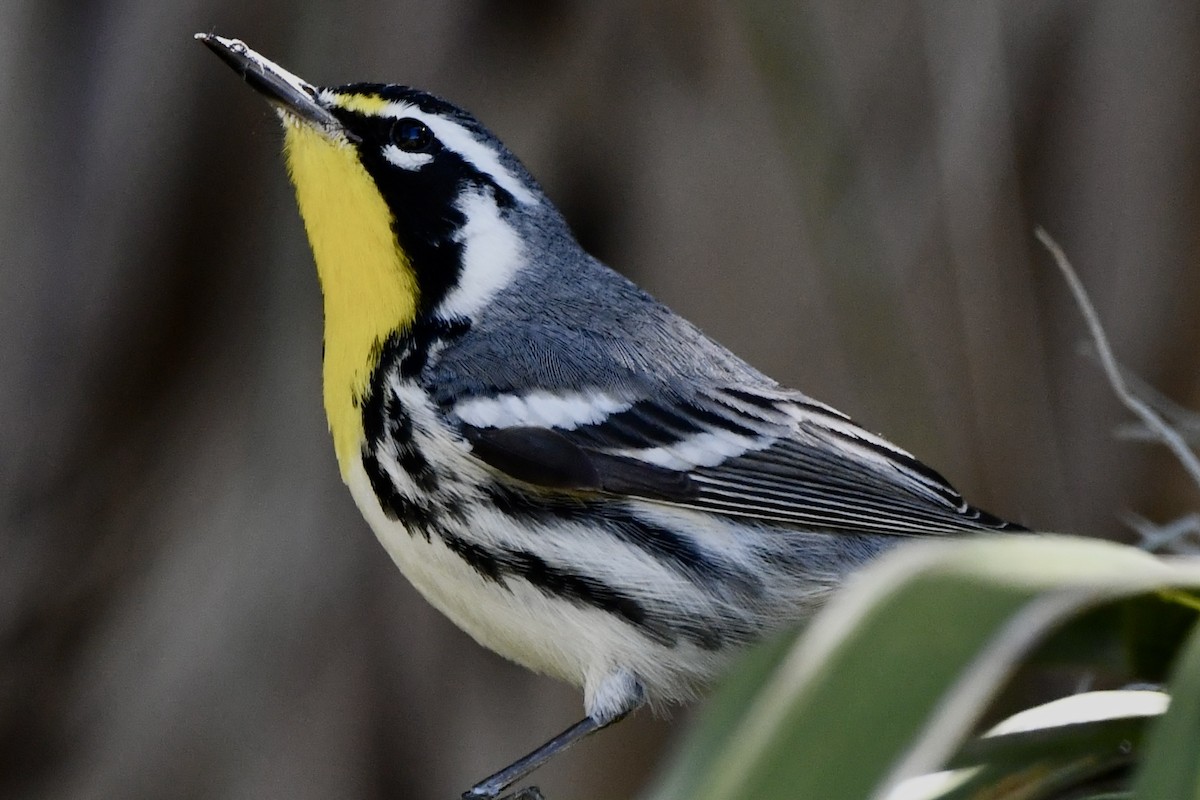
340 377 770 711
345 457 721 706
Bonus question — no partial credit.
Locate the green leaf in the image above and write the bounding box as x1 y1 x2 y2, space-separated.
1122 591 1200 682
646 536 1200 800
646 631 796 800
1131 618 1200 798
940 709 1152 800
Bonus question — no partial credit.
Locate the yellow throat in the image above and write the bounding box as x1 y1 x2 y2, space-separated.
282 120 420 477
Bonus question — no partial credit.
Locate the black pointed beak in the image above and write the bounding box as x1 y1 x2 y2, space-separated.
196 33 350 138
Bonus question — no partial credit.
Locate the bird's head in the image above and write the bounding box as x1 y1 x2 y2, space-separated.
199 34 551 471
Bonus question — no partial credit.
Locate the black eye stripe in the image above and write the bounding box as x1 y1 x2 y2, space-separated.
391 117 436 153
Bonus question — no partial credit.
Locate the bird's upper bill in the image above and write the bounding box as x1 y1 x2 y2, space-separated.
195 33 350 140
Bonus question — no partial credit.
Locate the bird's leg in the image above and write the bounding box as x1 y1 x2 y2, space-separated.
462 672 644 800
461 715 604 800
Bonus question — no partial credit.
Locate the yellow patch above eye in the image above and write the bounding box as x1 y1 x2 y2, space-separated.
329 92 391 117
283 122 420 477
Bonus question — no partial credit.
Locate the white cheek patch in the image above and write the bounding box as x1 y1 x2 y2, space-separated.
382 143 434 171
434 190 525 319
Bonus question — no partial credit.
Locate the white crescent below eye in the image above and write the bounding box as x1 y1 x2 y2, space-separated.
382 143 434 170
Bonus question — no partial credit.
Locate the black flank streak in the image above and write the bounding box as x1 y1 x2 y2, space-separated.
374 401 439 493
359 321 474 537
358 330 738 649
679 622 723 651
398 317 471 378
439 521 684 648
440 495 469 524
362 451 436 541
442 532 507 583
504 550 675 646
485 483 738 589
605 514 763 600
481 483 749 648
395 442 439 492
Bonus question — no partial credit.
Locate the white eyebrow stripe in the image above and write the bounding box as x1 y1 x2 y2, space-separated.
374 101 538 205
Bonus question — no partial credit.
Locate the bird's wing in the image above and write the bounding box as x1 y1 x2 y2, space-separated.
452 385 1020 536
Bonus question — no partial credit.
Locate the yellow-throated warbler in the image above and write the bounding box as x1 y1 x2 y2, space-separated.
197 34 1023 800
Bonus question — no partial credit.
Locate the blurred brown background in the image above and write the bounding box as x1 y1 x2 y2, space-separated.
3 2 1199 799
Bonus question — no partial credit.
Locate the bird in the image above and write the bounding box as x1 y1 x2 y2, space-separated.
196 33 1023 800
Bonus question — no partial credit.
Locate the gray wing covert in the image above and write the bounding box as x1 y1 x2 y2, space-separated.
452 383 1021 536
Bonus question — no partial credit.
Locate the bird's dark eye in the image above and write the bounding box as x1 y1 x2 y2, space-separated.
391 118 435 152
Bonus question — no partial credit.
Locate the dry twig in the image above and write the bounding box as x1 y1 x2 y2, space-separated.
1035 228 1200 552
